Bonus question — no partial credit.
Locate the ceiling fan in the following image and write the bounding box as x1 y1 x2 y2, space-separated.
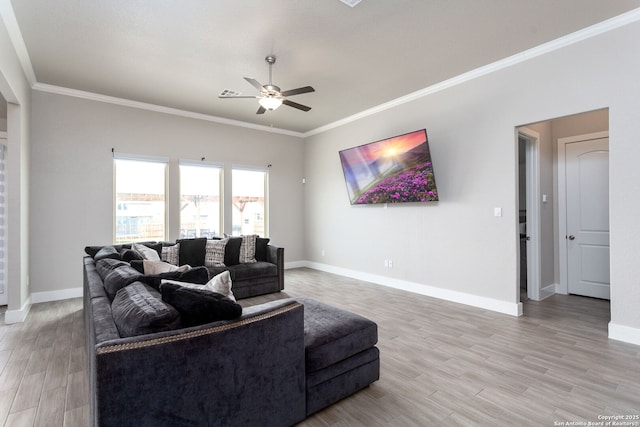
219 55 315 114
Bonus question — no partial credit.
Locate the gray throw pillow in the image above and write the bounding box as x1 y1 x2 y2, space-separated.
111 282 181 337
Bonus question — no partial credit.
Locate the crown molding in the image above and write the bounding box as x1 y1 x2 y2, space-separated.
303 7 640 137
32 83 305 138
0 0 36 86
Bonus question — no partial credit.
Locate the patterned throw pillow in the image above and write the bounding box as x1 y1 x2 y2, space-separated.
161 244 180 266
205 239 227 267
239 234 257 264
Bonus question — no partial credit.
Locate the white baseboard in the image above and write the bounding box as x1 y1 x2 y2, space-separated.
31 287 83 304
285 261 307 269
608 322 640 346
302 261 522 316
4 296 32 324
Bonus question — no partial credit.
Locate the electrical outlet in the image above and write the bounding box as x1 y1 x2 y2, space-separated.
388 260 393 268
321 249 325 257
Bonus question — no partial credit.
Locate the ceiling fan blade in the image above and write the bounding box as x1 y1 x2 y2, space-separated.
218 95 258 99
281 86 315 97
256 105 266 114
283 99 312 112
244 77 264 91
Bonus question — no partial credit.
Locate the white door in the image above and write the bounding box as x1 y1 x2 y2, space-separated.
565 137 610 299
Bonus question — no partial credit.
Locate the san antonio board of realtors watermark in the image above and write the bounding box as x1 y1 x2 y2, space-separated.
554 414 640 426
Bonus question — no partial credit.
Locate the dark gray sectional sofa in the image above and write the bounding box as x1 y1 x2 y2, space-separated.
85 236 284 300
83 241 380 426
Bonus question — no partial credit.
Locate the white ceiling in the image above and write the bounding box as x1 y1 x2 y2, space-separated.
8 1 640 133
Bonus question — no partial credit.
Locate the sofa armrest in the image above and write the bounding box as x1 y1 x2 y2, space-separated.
93 299 305 427
266 245 284 291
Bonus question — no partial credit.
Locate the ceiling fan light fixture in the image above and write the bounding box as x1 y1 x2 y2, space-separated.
339 0 363 7
258 96 283 110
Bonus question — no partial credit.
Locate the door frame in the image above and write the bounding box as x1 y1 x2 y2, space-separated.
0 131 5 305
557 130 609 295
517 127 541 301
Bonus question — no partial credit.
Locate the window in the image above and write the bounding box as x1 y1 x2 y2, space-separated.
232 168 267 236
180 163 222 238
114 158 167 243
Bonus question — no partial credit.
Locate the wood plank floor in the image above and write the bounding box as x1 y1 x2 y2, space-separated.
1 267 639 426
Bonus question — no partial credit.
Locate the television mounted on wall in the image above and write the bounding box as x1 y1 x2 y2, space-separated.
339 129 438 205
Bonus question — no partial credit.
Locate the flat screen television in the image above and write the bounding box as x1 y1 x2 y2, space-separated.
339 129 438 205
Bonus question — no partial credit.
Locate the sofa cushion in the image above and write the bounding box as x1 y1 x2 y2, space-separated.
239 234 257 264
111 282 181 337
161 243 180 265
96 258 130 280
103 265 142 300
94 246 121 262
295 297 378 373
205 238 227 267
255 237 270 261
177 237 207 267
226 261 277 281
159 282 242 327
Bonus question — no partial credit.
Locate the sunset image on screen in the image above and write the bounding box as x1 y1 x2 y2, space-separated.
339 129 439 205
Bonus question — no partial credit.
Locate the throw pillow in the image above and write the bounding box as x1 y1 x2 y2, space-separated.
162 270 235 301
255 237 270 262
94 246 121 262
143 260 191 275
136 266 210 290
160 282 242 327
239 234 257 264
120 248 143 263
205 239 227 267
132 243 161 261
161 243 180 266
176 238 207 267
224 237 242 266
111 282 181 337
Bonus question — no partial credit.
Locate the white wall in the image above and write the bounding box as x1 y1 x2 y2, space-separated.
29 90 305 297
304 21 640 342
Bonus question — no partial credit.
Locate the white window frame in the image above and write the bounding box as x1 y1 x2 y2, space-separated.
113 153 169 243
179 159 224 239
231 165 269 237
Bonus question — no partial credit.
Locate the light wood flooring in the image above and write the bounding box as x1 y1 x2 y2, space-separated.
1 267 639 426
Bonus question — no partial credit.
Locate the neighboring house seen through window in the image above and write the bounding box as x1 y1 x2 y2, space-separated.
179 162 222 239
232 168 267 237
114 157 167 243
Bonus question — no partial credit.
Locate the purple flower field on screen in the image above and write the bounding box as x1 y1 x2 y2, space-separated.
355 162 438 204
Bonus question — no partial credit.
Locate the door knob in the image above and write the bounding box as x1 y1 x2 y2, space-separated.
568 235 575 240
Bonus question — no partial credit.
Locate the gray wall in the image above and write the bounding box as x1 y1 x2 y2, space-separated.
303 21 640 338
29 91 305 295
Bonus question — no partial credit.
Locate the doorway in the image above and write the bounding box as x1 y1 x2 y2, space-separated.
516 109 610 314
